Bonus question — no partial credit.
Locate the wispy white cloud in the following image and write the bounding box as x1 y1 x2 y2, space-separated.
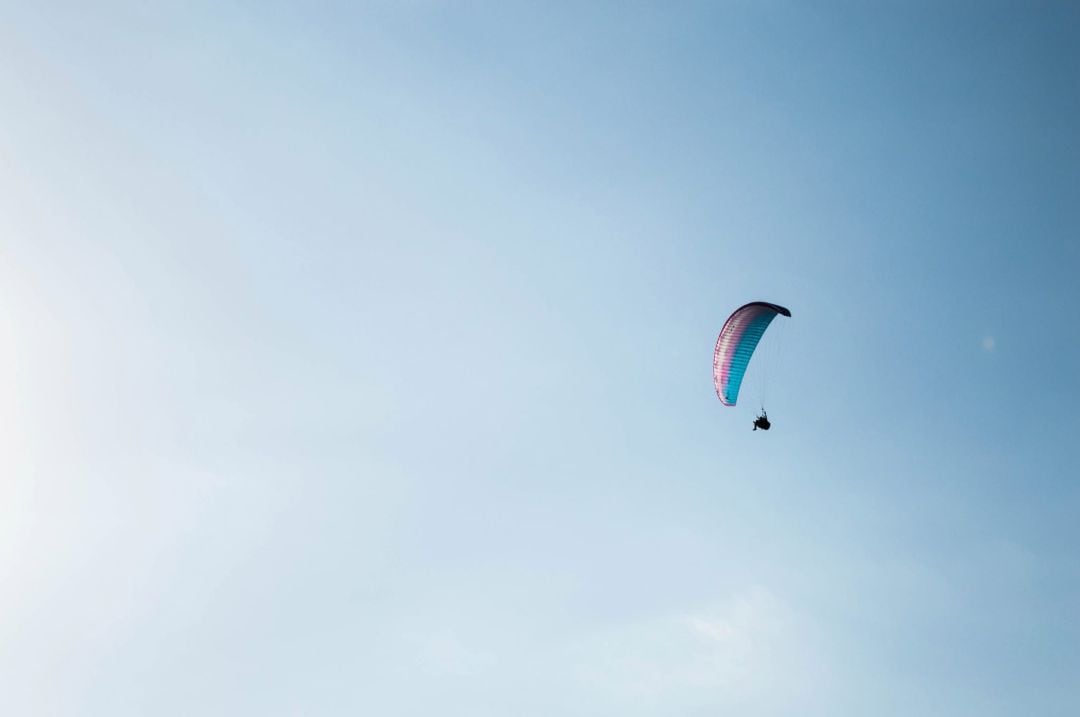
406 628 498 678
569 586 829 714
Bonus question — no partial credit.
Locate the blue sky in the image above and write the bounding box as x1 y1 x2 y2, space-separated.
1 2 1078 715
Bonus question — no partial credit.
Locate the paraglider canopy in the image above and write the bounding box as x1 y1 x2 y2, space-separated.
713 301 791 407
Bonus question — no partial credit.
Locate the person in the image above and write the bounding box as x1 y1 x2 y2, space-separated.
753 410 771 431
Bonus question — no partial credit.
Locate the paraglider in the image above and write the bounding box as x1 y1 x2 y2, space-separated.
752 410 771 431
713 301 791 429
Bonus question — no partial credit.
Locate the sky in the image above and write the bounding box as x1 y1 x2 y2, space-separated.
1 2 1078 715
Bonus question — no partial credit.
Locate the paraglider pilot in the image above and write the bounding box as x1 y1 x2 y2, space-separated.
753 410 771 431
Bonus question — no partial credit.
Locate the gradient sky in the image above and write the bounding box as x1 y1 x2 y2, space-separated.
1 2 1078 715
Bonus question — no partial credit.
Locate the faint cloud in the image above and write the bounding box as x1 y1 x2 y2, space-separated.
982 335 996 352
569 586 828 712
407 628 497 678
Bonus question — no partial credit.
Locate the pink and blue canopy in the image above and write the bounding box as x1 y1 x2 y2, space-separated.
713 301 791 406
